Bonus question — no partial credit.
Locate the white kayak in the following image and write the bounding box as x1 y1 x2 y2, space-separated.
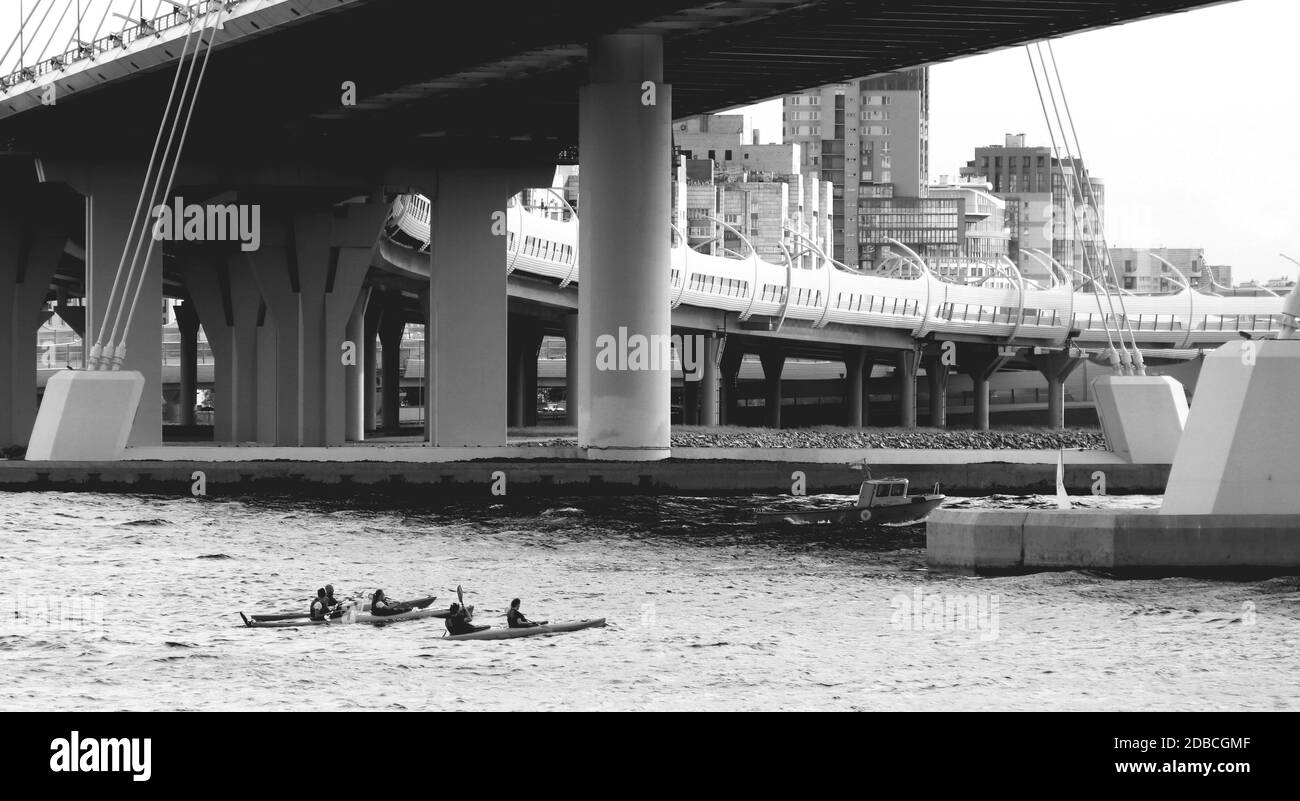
240 604 467 629
443 618 607 641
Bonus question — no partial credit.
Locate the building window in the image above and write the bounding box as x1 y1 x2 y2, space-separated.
707 150 716 160
724 150 732 160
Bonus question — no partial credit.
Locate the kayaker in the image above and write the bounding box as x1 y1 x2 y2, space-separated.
309 588 330 621
323 584 345 618
445 602 487 636
506 598 540 628
370 589 412 617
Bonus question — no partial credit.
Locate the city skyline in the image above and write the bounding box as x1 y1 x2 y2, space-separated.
3 1 1293 285
729 0 1298 286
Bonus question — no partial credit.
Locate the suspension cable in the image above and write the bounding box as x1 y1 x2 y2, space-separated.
1026 46 1122 367
32 0 75 66
1045 39 1146 373
1 1 44 74
117 3 225 365
89 2 202 366
16 0 61 70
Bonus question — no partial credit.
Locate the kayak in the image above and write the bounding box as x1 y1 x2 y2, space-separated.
240 602 463 629
247 595 436 623
444 618 606 641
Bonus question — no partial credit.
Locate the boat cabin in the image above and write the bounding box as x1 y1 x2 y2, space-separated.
857 478 909 508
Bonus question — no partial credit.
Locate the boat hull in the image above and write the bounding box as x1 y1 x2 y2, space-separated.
443 618 607 641
758 497 945 526
247 595 436 623
240 600 458 629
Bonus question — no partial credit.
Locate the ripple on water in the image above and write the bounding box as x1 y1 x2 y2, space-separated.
0 490 1297 711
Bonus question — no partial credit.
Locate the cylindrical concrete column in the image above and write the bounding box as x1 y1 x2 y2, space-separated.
973 374 991 431
175 301 200 428
844 346 865 427
699 333 720 427
926 361 949 428
1047 376 1065 430
897 350 917 429
578 34 671 460
564 312 579 427
379 315 404 435
363 323 378 433
344 287 370 442
760 347 784 429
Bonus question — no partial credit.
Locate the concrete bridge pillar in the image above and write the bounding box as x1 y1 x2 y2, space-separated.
564 312 580 428
344 287 371 442
376 301 406 435
245 203 386 446
578 33 672 459
0 225 63 450
698 333 721 427
961 345 1013 431
419 169 549 447
77 169 164 446
896 348 918 428
1030 347 1086 430
363 294 383 433
719 338 745 426
923 355 951 428
174 300 200 427
759 345 785 429
178 249 263 442
843 345 867 427
508 317 544 429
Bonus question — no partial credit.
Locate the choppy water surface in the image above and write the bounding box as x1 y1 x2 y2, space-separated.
1 491 1297 711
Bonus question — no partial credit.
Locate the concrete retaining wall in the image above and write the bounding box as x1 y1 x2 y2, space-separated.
0 459 1171 498
928 508 1300 575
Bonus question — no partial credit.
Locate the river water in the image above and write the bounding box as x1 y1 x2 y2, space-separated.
1 491 1297 711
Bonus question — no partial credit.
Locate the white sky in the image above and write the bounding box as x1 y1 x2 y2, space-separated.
728 0 1300 284
4 0 1297 283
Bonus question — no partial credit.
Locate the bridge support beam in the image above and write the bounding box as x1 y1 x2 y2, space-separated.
84 170 164 446
844 345 867 427
179 250 263 442
0 226 63 450
377 302 405 435
423 169 549 446
344 287 371 442
719 339 744 426
363 294 384 433
564 312 580 428
175 300 200 428
246 203 386 446
759 346 785 429
1030 347 1086 430
698 333 721 427
578 33 672 459
961 345 1013 431
923 355 951 428
896 349 918 429
508 317 544 429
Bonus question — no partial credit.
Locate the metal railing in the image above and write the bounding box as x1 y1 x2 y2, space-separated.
2 2 224 93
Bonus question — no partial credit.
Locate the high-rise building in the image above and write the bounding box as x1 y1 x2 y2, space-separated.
960 134 1104 285
674 114 835 267
783 68 929 267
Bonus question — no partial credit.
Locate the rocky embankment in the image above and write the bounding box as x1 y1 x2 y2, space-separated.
520 428 1108 450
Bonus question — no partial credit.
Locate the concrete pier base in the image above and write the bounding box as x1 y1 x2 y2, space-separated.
26 370 145 461
927 508 1300 575
1092 374 1188 464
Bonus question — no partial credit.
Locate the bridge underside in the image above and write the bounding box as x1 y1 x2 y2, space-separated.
0 0 1231 457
